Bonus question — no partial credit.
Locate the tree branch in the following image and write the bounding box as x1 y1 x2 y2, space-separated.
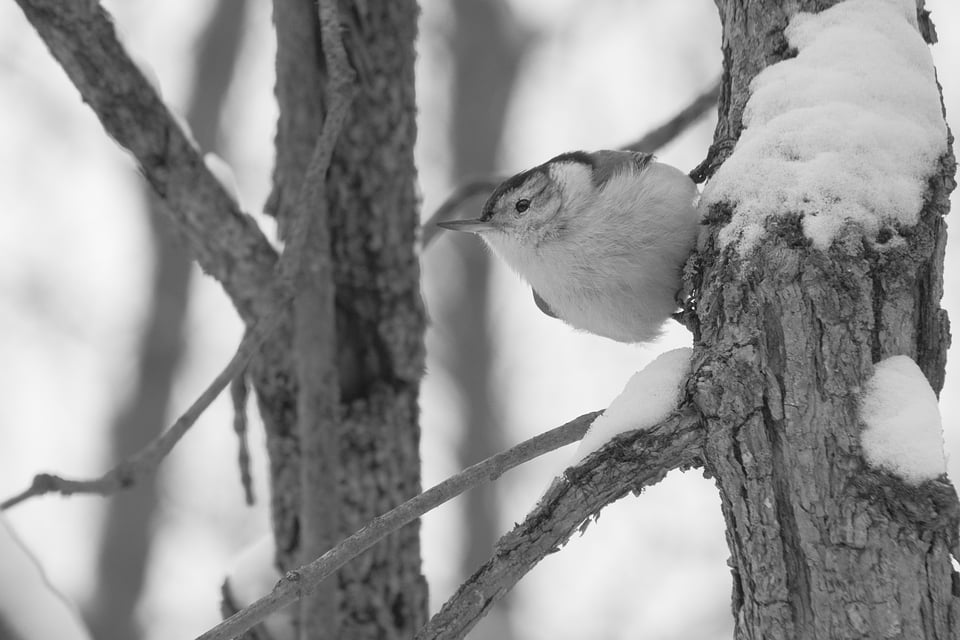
12 0 279 324
2 0 359 517
288 0 357 637
416 409 704 640
621 79 720 154
194 410 599 640
0 313 283 510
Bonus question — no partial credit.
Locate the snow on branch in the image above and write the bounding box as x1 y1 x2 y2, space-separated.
12 0 279 320
201 351 700 639
417 410 703 640
577 348 691 459
702 0 948 251
859 355 946 485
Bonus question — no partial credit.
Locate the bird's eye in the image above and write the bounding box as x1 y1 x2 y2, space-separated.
515 199 531 214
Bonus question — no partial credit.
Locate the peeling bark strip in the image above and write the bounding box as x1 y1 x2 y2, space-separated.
696 0 959 638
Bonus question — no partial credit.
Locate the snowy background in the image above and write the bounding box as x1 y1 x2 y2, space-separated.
0 1 957 639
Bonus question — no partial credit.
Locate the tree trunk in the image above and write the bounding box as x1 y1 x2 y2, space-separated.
695 1 959 637
267 1 427 637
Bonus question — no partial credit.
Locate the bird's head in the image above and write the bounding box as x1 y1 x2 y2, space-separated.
438 152 599 246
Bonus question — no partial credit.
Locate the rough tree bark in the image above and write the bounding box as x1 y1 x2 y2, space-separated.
10 0 957 638
266 1 427 637
693 0 959 638
6 0 424 638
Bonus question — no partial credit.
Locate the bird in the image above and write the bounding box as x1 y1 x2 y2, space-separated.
437 150 699 343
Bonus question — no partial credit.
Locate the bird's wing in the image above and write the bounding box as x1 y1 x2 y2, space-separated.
532 288 559 319
589 150 654 188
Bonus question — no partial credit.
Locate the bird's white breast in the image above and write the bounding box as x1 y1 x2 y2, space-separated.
484 162 699 343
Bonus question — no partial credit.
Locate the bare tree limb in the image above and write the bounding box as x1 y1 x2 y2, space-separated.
9 0 301 519
416 409 704 640
288 0 357 637
194 410 599 640
621 79 721 154
1 0 362 515
0 314 283 511
11 0 279 324
2 0 359 518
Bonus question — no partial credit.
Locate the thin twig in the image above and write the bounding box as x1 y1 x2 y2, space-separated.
416 409 704 640
621 79 721 154
2 0 297 511
1 314 283 510
194 410 599 640
230 371 255 506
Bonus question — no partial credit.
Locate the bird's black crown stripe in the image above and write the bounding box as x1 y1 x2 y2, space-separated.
480 165 546 221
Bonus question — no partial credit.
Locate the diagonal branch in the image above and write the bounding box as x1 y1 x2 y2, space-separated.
0 313 283 510
2 0 357 513
416 408 705 640
12 0 279 324
621 79 721 154
194 411 600 640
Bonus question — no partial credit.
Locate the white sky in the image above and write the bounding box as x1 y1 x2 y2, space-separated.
0 1 957 639
0 516 91 640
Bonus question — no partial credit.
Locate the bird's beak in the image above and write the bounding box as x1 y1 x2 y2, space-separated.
436 218 496 234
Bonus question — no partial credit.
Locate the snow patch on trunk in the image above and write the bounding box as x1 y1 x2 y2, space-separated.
859 355 945 484
702 0 947 251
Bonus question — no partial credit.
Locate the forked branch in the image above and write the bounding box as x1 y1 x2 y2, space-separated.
2 0 357 512
195 409 704 640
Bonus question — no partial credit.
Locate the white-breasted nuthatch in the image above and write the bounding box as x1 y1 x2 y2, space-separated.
438 150 699 343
